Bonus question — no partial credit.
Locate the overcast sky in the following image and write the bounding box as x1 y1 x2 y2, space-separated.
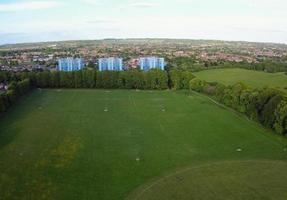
0 0 287 44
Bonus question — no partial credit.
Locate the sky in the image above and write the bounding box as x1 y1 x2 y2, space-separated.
0 0 287 45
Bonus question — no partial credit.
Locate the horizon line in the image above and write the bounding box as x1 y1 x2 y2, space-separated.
1 37 287 47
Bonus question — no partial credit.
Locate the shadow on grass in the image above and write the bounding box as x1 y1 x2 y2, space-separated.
0 124 20 149
0 93 36 149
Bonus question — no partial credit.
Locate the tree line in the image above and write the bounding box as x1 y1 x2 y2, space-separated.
0 69 195 90
190 79 287 136
0 69 195 114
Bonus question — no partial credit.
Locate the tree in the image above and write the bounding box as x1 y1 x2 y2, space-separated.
274 101 287 135
74 71 83 88
214 83 226 102
260 94 284 128
36 71 50 88
255 88 279 124
6 90 16 105
86 61 95 69
0 94 7 112
49 71 60 88
181 71 196 89
169 70 181 90
127 70 144 89
229 82 248 111
189 78 207 92
60 72 70 88
96 71 119 89
83 70 96 88
118 70 144 89
144 69 168 90
17 79 30 96
170 70 195 90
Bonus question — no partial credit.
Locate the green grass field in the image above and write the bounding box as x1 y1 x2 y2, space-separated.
0 89 287 200
194 68 287 92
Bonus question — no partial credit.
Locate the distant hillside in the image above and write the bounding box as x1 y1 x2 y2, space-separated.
1 38 287 50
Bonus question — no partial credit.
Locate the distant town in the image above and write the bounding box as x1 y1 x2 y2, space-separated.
0 39 287 73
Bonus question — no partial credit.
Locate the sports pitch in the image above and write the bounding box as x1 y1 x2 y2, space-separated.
0 89 287 199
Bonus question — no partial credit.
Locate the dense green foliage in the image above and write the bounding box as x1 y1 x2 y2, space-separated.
0 69 172 90
169 70 195 89
190 79 287 135
2 69 169 90
0 90 286 200
0 79 31 113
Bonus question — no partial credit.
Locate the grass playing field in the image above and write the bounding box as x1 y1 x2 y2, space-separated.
0 89 287 200
194 68 287 92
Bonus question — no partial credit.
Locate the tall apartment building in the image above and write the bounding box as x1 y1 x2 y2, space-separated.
58 58 84 71
98 57 123 71
139 57 165 71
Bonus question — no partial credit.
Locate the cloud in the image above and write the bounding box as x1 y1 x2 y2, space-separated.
0 1 62 12
86 19 119 24
129 2 160 8
118 0 160 9
1 0 287 44
81 0 102 6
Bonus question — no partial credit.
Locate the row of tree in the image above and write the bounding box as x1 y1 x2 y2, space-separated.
0 69 195 114
190 79 287 135
0 79 31 113
1 69 195 90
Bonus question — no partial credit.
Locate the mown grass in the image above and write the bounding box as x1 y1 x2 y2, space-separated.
0 89 286 200
129 160 287 200
194 68 287 92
